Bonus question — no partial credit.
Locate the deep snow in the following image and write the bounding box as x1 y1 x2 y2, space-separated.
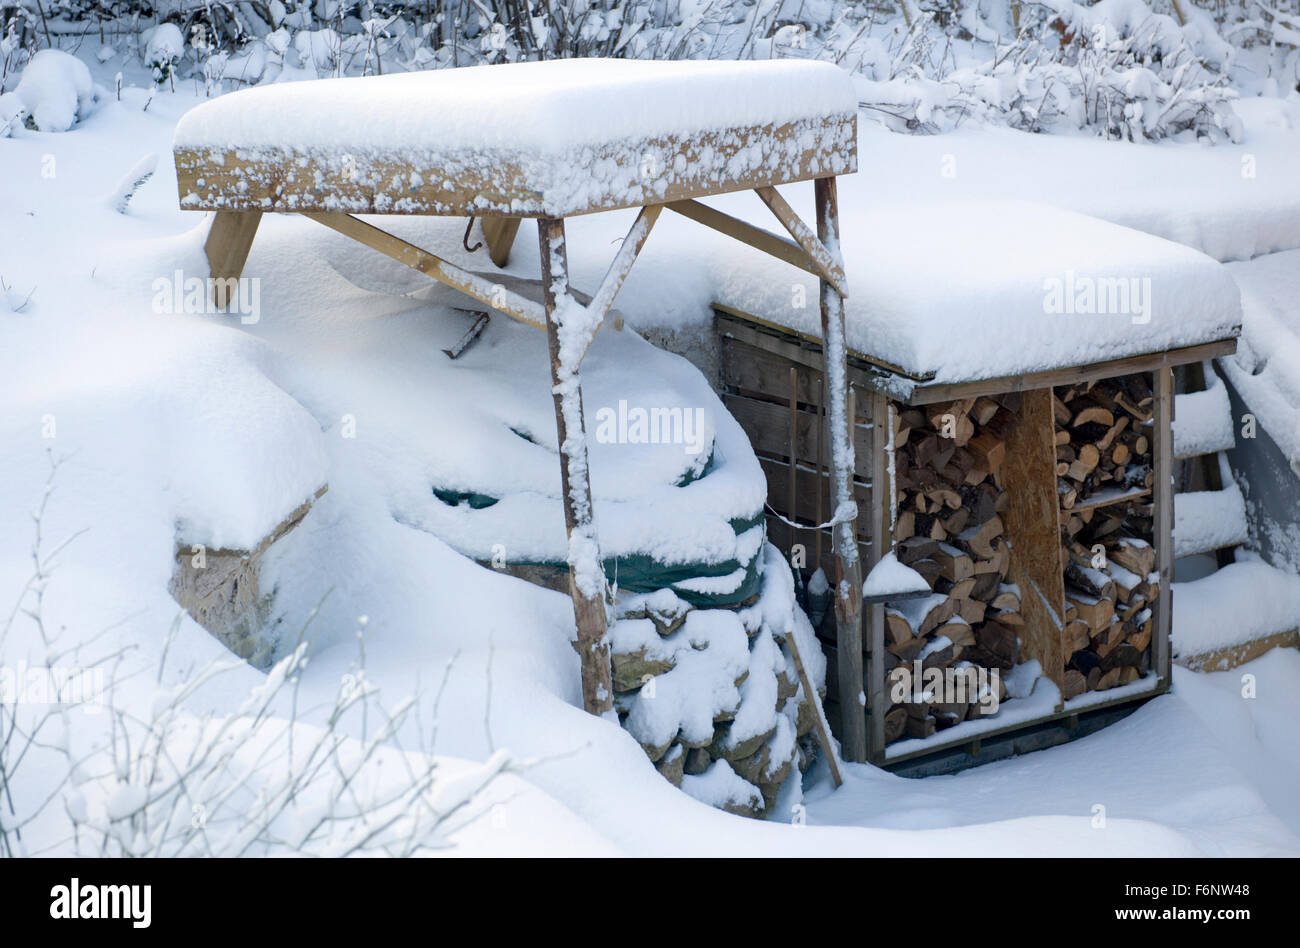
2 46 1300 856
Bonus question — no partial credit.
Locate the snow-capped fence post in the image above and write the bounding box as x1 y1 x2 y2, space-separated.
538 216 615 716
814 175 867 763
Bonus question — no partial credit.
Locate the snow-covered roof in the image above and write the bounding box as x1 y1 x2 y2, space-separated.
709 200 1242 384
172 58 858 217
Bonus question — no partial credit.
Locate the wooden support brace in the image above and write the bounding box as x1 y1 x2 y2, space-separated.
572 204 662 364
302 212 548 330
815 176 867 763
481 216 521 268
586 205 661 323
538 217 614 717
754 185 849 298
204 210 261 308
665 199 831 285
785 623 843 788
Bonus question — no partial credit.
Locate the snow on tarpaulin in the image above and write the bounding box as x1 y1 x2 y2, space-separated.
1173 485 1249 558
1173 376 1235 458
709 200 1241 385
1220 249 1300 469
110 211 769 603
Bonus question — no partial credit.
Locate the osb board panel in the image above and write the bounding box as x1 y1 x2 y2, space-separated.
1001 387 1066 698
175 115 857 219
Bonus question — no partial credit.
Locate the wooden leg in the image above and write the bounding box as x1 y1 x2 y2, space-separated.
204 210 261 308
814 176 867 763
866 391 890 761
538 217 614 716
481 216 521 268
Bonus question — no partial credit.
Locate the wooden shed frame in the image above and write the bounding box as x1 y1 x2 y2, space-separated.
715 306 1238 766
175 106 865 729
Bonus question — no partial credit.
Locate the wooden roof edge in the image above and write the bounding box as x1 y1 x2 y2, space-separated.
902 335 1240 406
712 304 1240 406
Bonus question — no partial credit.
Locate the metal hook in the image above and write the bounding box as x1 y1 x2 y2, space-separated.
463 215 483 253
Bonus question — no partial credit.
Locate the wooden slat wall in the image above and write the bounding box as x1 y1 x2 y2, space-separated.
724 393 873 478
720 332 879 590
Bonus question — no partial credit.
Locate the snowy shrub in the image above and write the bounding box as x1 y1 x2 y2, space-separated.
850 1 1243 141
1 458 511 857
0 90 24 136
293 26 343 75
143 22 185 86
7 0 1265 145
1 13 33 95
12 49 98 132
61 643 513 857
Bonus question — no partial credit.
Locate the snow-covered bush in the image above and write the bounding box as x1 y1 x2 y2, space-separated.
1 13 33 95
143 22 185 86
62 643 513 857
11 49 97 132
0 90 25 137
852 0 1243 141
0 3 1280 144
1 459 509 857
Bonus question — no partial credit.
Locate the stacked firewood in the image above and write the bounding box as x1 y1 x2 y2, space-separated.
1055 374 1158 699
884 396 1023 744
1054 375 1154 509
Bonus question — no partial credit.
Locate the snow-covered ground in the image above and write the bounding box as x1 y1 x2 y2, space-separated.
3 42 1300 856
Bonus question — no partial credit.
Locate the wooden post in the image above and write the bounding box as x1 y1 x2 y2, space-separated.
815 372 825 571
538 217 614 716
814 176 866 763
481 216 521 268
866 391 890 759
1153 367 1175 683
788 367 799 553
204 210 261 308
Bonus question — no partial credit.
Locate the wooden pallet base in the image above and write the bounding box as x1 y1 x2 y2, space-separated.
1176 628 1300 673
885 688 1160 777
